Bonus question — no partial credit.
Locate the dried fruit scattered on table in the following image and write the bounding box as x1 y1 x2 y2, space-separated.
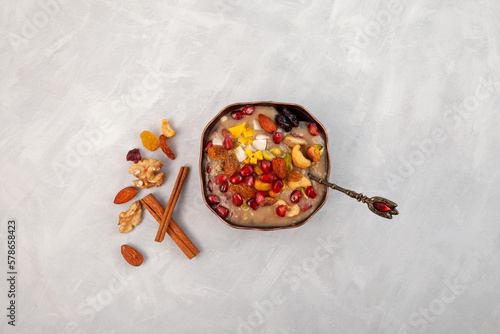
126 148 141 163
114 186 138 204
275 114 293 132
308 123 319 136
140 131 160 151
229 183 255 199
272 158 287 180
208 145 228 160
129 158 166 189
280 107 299 127
121 244 144 266
306 146 321 162
291 145 312 169
118 201 142 233
161 119 176 138
224 154 239 176
159 134 175 160
258 114 277 133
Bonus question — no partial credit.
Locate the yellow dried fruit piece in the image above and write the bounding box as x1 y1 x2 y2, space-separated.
245 148 253 158
140 131 160 151
229 123 246 138
243 128 254 138
254 151 263 160
239 137 249 145
254 179 272 191
161 119 176 138
250 157 258 165
270 148 281 156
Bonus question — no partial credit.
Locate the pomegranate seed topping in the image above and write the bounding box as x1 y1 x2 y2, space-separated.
247 198 258 211
222 129 231 138
242 105 255 115
215 174 228 185
223 137 234 150
240 164 254 177
204 140 213 152
305 186 317 199
373 202 391 212
207 195 220 205
255 191 266 205
260 172 274 183
273 132 284 144
245 175 255 187
220 181 229 193
232 193 244 206
302 203 312 211
206 166 212 173
216 205 230 218
307 123 319 136
272 179 284 193
276 205 287 217
207 180 213 192
290 189 302 203
230 172 244 184
231 111 244 120
261 160 272 173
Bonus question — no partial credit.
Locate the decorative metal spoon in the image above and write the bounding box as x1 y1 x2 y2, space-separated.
308 173 399 219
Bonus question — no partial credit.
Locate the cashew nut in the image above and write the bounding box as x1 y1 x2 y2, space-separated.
161 119 176 138
287 175 312 190
275 200 300 217
291 145 311 169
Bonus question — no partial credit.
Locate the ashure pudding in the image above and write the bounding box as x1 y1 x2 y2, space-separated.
201 103 329 229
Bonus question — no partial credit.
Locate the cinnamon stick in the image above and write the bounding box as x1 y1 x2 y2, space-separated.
141 194 199 259
155 166 189 242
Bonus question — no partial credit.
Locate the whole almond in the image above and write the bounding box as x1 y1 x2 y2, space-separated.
272 158 287 179
258 114 277 133
159 134 175 160
121 244 144 266
114 187 138 204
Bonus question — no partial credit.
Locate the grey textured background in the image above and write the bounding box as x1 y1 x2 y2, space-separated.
1 0 500 333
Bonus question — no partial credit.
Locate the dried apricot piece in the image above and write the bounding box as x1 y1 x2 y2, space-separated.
207 145 228 161
140 131 160 151
224 154 239 176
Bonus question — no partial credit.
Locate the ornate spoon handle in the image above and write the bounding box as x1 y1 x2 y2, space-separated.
308 173 399 219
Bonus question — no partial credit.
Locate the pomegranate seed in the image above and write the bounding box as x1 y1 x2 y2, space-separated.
261 160 272 173
305 186 317 199
272 179 284 193
204 140 213 152
290 189 302 203
207 195 220 205
207 180 213 192
206 166 212 173
302 203 312 211
242 105 255 115
223 137 234 150
220 181 229 192
247 198 258 211
308 123 319 136
276 205 287 217
216 206 230 218
240 164 254 177
260 172 274 183
373 202 391 212
230 172 244 184
273 132 284 144
215 174 228 185
232 193 244 206
222 129 231 138
255 191 266 205
231 111 244 120
245 175 255 187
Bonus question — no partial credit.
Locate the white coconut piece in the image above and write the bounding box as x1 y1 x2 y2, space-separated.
253 119 262 131
212 137 223 146
235 146 247 162
253 139 267 151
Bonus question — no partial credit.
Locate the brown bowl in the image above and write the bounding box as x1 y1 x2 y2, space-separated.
199 102 330 231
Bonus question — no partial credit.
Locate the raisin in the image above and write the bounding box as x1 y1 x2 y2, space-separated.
229 183 255 199
281 106 299 127
287 170 303 182
140 131 160 151
159 134 175 160
207 145 228 161
275 114 293 132
126 148 142 163
224 154 239 176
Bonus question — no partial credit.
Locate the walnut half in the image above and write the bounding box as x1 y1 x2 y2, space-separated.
129 158 166 189
118 201 142 233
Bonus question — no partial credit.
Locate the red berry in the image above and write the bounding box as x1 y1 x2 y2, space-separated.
207 180 213 192
261 160 272 173
242 105 255 115
232 193 244 206
247 198 258 211
207 195 220 205
216 205 230 218
222 129 231 138
206 166 212 173
220 181 229 193
255 191 266 205
302 203 312 211
223 137 234 150
230 172 244 184
245 175 255 187
276 205 287 217
272 179 284 193
126 148 142 163
273 132 284 144
215 174 228 185
305 186 317 199
240 164 254 177
307 123 319 136
204 140 213 152
260 172 274 183
373 202 391 212
231 111 244 120
290 189 302 203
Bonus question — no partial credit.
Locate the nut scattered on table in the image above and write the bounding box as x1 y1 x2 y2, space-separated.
118 200 143 233
129 158 166 189
161 119 176 138
121 244 144 266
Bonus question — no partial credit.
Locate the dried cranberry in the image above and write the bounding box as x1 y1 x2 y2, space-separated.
126 148 141 163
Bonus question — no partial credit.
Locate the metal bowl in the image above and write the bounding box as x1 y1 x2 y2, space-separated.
199 102 330 231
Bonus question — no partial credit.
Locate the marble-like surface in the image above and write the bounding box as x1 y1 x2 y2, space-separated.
1 1 500 333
